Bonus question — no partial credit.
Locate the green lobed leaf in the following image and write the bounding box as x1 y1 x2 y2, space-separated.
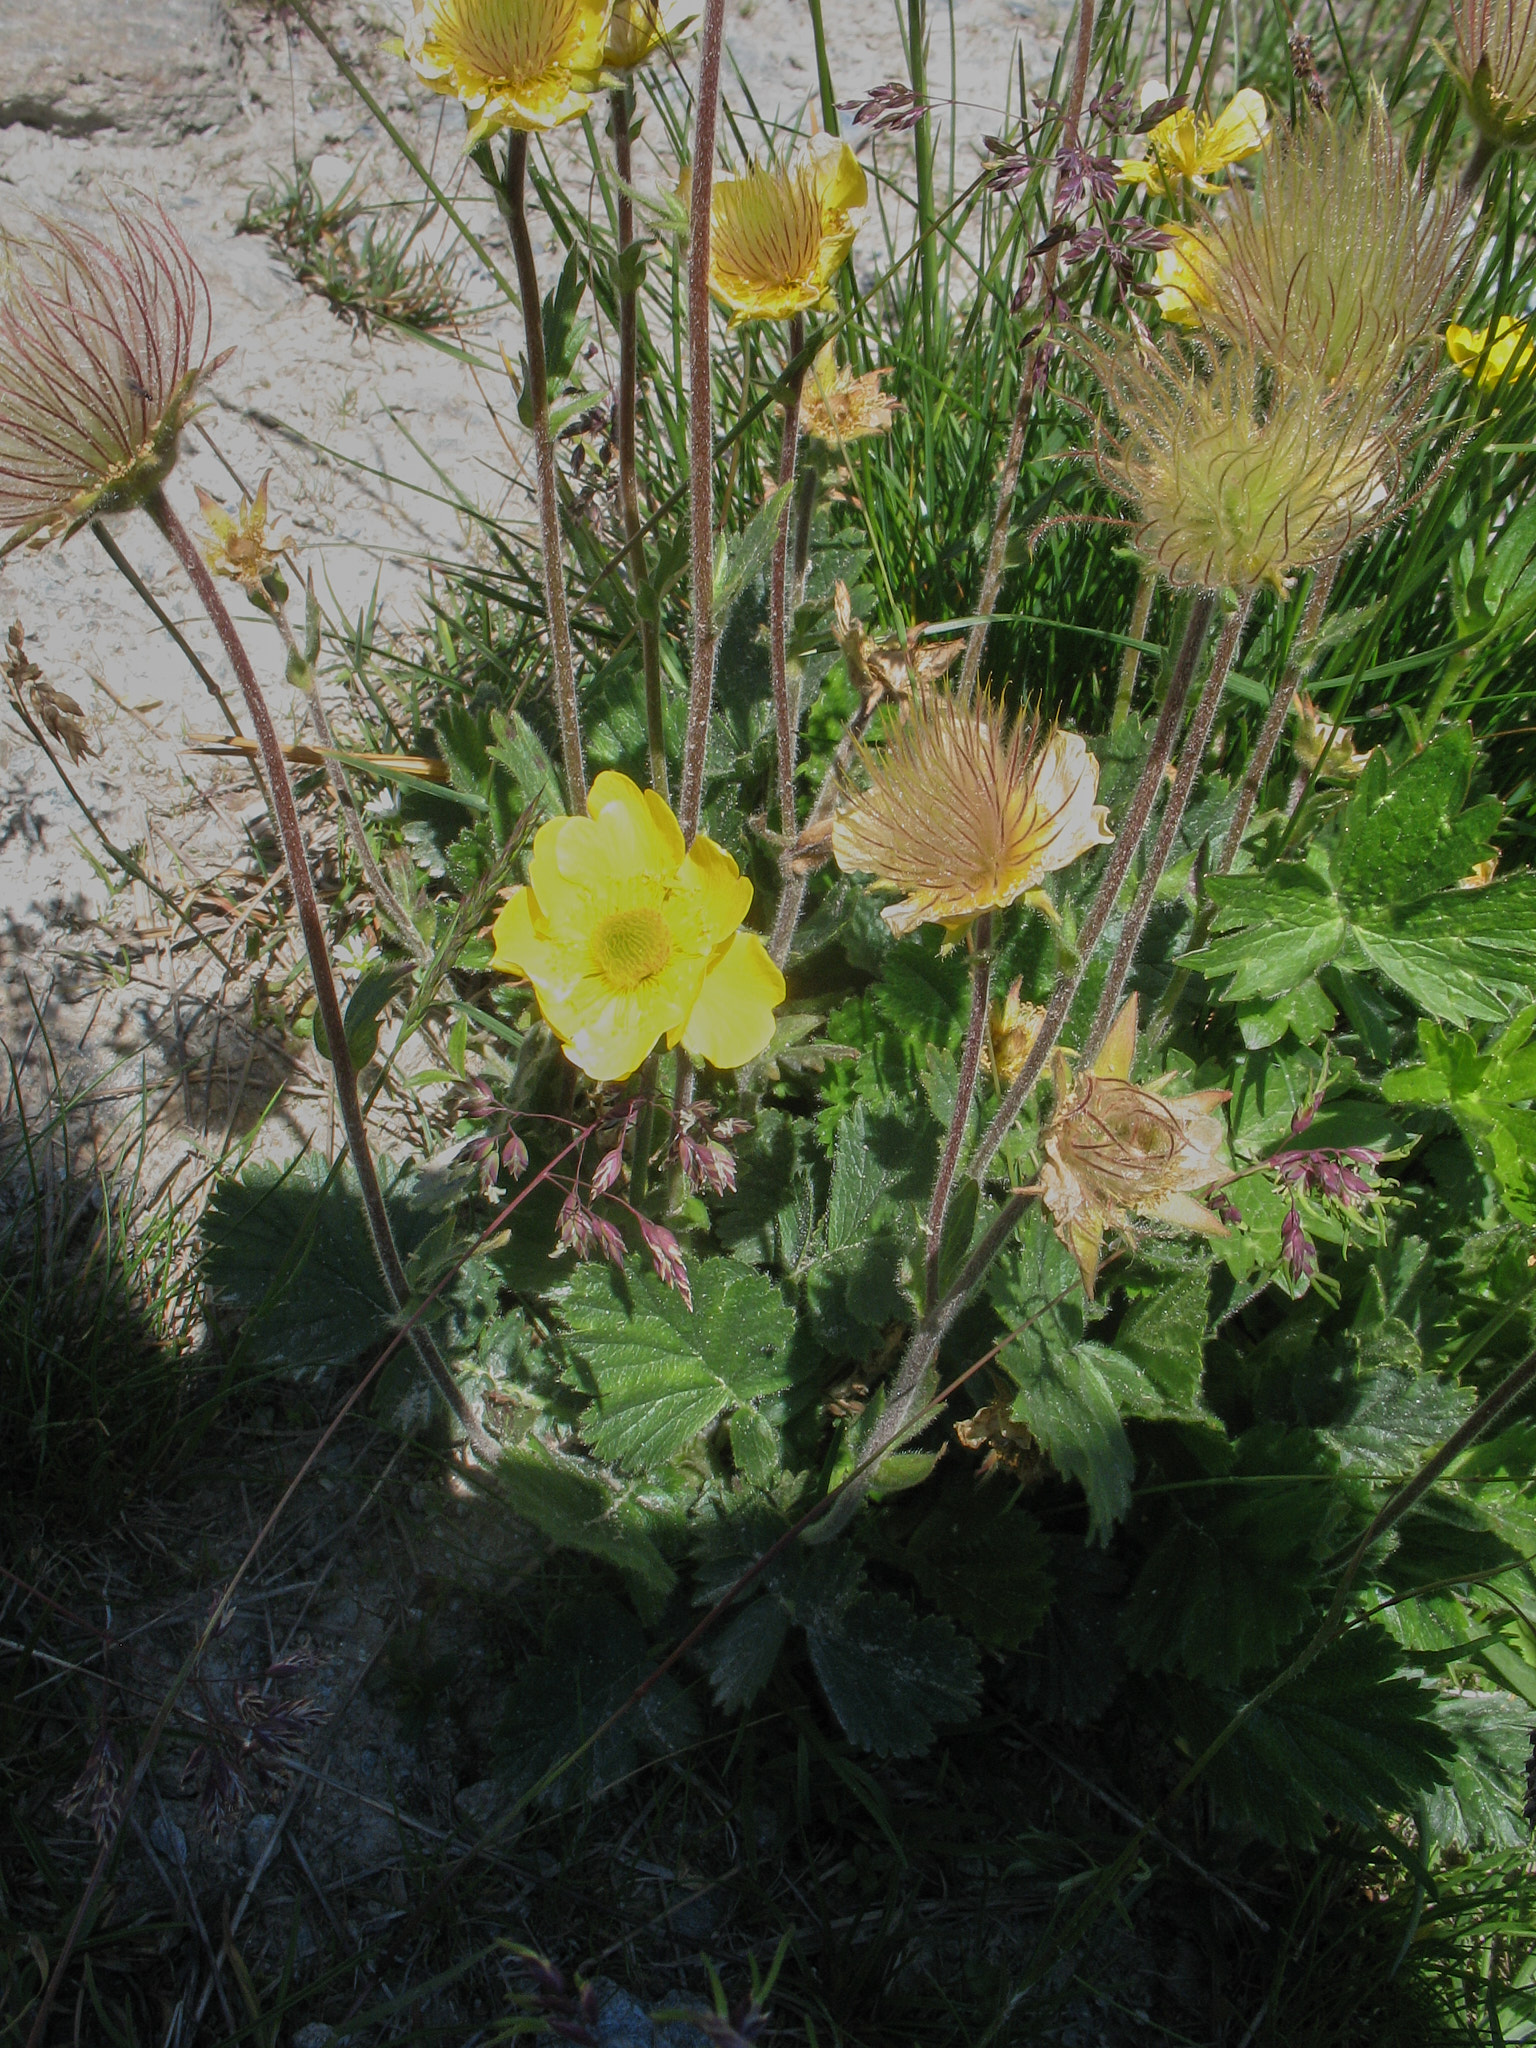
804 1589 981 1758
558 1257 796 1471
495 1440 676 1599
1332 729 1498 911
1384 1012 1536 1220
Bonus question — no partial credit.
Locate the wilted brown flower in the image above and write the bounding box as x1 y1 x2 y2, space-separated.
1080 334 1406 595
830 579 963 717
1291 691 1372 779
1461 852 1501 887
1040 995 1230 1296
0 209 222 552
1170 97 1464 397
800 341 900 448
1450 0 1536 153
832 689 1112 936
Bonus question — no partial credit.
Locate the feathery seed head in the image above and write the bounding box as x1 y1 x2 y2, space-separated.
1450 0 1536 150
1168 97 1464 397
401 0 610 140
1079 334 1406 594
831 690 1112 937
0 210 218 554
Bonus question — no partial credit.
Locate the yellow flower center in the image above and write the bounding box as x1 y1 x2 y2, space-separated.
592 906 673 990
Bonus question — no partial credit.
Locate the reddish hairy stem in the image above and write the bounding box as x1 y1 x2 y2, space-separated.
613 86 669 800
769 313 807 836
501 132 588 813
147 488 497 1463
924 915 993 1305
1083 593 1253 1064
678 0 728 841
966 590 1216 1187
959 0 1097 694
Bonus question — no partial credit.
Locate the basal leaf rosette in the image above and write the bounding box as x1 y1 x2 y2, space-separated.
490 771 785 1081
1450 0 1536 151
831 689 1112 937
1079 335 1408 595
0 209 219 554
703 139 868 325
1117 81 1269 195
401 0 611 140
1040 997 1231 1297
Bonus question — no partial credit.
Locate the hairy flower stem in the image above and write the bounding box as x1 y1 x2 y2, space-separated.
267 595 431 968
1083 593 1253 1065
628 1047 662 1207
924 916 993 1305
147 488 498 1463
612 86 669 801
1460 133 1500 199
965 591 1217 1188
1110 569 1157 730
770 314 807 837
768 683 882 966
959 0 1097 694
489 134 587 813
789 458 819 598
678 0 729 842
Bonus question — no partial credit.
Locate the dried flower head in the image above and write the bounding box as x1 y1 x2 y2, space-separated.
1080 335 1405 594
701 140 867 325
988 979 1048 1090
1462 852 1501 887
1040 996 1231 1296
1450 0 1536 152
196 471 290 590
1171 98 1464 397
1117 81 1269 195
832 690 1112 936
799 341 899 447
830 579 962 715
1447 313 1536 390
0 209 219 553
401 0 610 141
1291 691 1372 779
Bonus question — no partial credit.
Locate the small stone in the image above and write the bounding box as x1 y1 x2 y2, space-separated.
590 1980 654 2048
293 2025 336 2048
1 0 239 138
149 1814 186 1867
243 1812 279 1868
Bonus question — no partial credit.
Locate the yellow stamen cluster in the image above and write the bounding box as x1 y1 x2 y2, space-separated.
402 0 610 140
703 140 867 326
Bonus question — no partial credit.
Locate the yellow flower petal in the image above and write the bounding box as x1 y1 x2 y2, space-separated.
708 138 866 325
679 932 786 1068
402 0 610 140
1202 87 1270 170
1447 315 1536 392
1092 995 1138 1081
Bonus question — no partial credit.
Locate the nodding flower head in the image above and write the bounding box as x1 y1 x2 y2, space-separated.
1078 334 1408 595
601 0 684 73
401 0 611 140
832 689 1112 937
0 208 220 554
1450 0 1536 152
1166 97 1465 397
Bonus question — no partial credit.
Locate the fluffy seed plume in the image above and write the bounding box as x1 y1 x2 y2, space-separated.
0 209 220 553
1079 335 1406 594
1451 0 1536 151
1164 97 1464 397
832 690 1112 936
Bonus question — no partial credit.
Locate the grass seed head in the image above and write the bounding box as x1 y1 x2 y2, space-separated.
0 209 218 553
1080 334 1407 594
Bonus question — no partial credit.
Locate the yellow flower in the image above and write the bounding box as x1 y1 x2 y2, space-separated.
799 341 899 445
1447 315 1536 391
1040 996 1231 1297
1118 82 1269 195
1291 692 1372 780
490 771 784 1080
987 980 1048 1091
401 0 610 141
601 0 684 72
705 139 867 325
832 690 1113 938
1151 225 1220 327
195 472 288 590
